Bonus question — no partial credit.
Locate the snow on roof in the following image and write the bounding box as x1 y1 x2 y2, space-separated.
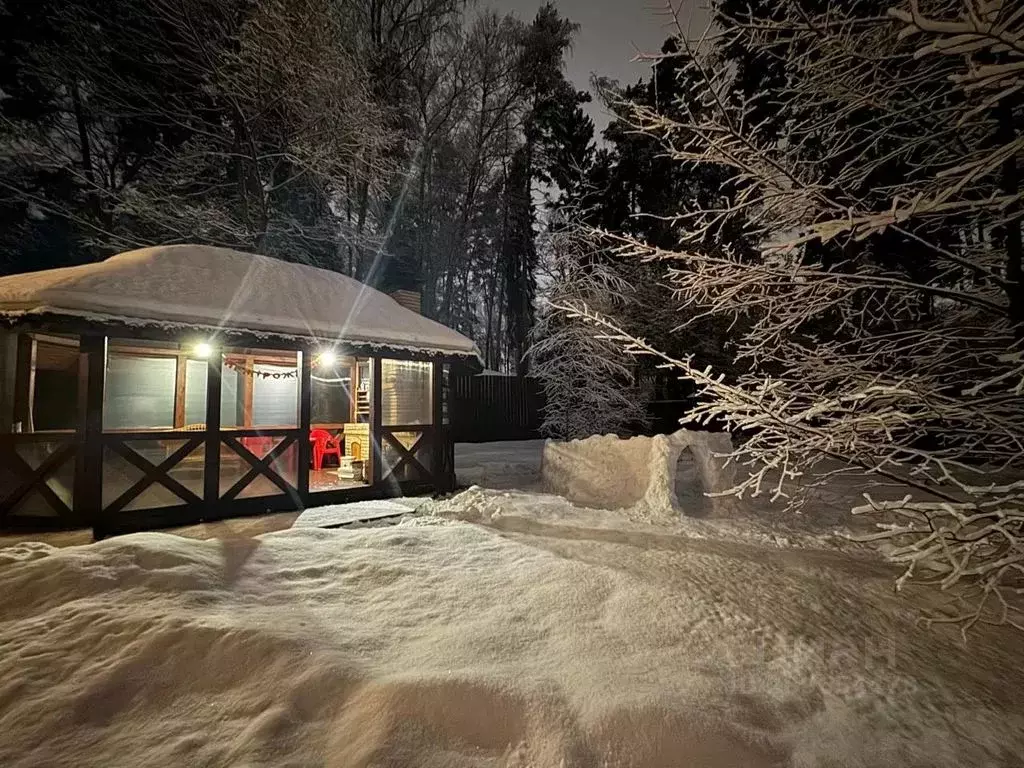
0 245 480 359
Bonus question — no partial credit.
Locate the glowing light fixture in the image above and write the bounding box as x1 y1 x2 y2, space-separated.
194 342 213 359
318 349 337 367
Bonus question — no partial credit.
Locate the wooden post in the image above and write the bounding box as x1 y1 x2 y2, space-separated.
241 355 254 427
369 357 382 485
13 333 36 433
431 361 446 491
350 358 359 422
0 329 17 433
203 351 222 504
297 350 312 499
172 353 187 429
76 334 106 533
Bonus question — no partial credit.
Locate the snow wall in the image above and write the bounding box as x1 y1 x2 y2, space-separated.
540 430 737 518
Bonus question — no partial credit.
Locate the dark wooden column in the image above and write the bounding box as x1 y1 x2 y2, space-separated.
203 351 222 505
0 330 18 433
297 350 312 499
76 334 106 533
13 333 37 433
431 360 446 491
349 359 359 422
369 356 382 485
241 355 255 427
172 353 187 429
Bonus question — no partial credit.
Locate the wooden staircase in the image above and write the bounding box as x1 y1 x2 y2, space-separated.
354 389 370 422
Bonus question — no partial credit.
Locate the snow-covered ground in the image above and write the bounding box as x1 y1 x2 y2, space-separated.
1 441 1023 767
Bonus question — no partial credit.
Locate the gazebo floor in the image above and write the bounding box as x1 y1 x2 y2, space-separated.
0 472 371 549
309 469 367 493
0 510 301 549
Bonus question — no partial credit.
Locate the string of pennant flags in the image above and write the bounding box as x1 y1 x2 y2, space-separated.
223 359 298 380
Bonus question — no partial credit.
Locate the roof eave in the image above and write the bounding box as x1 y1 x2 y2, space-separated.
0 308 485 371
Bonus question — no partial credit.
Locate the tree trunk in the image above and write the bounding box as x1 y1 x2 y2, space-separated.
70 80 106 230
70 81 95 187
355 177 372 280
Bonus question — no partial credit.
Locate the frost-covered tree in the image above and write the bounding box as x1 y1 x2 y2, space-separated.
530 227 650 440
0 0 393 270
566 0 1024 631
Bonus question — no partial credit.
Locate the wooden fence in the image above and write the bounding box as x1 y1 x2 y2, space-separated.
449 375 545 443
449 375 706 443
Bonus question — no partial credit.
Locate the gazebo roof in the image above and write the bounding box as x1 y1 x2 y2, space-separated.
0 245 480 362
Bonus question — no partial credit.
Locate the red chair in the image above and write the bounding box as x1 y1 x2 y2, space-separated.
310 429 342 470
241 435 275 458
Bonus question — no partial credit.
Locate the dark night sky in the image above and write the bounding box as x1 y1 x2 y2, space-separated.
490 0 709 131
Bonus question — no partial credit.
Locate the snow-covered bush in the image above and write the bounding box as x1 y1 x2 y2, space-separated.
565 0 1024 632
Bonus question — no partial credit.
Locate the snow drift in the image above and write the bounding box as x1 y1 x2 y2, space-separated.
2 517 1023 767
541 430 737 518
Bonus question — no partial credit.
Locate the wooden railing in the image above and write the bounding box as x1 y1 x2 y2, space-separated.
217 428 302 501
379 424 435 486
3 357 454 530
100 431 204 515
0 433 78 524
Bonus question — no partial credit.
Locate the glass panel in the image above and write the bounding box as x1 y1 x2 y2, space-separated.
169 443 204 498
44 449 75 510
103 353 176 430
3 439 74 512
238 441 297 498
184 360 207 426
122 484 188 511
273 440 298 488
352 358 371 423
103 446 145 508
381 430 431 483
218 442 251 497
102 440 204 510
252 364 298 427
0 461 20 507
15 439 64 470
124 442 204 511
381 360 432 426
123 439 173 466
10 489 59 517
220 350 298 429
125 438 203 505
235 474 284 498
237 435 284 461
381 439 402 481
311 361 352 425
31 336 79 432
185 359 242 429
219 437 296 498
221 365 241 428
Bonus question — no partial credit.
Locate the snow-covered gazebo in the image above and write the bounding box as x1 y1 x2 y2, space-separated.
0 245 481 534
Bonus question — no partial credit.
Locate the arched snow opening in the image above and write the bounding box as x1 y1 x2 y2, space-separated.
541 429 737 519
674 449 707 518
